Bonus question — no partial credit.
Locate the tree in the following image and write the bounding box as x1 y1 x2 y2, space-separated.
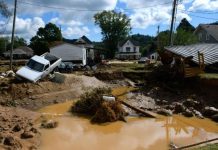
174 29 198 45
0 0 11 18
94 11 131 58
176 18 195 32
6 36 27 50
0 36 9 54
30 23 62 55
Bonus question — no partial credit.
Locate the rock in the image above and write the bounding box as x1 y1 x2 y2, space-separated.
4 136 16 146
203 107 218 117
6 70 15 77
183 99 202 110
157 109 173 116
164 105 175 110
12 124 22 132
53 100 59 104
174 103 186 114
182 109 193 117
41 120 58 129
30 127 38 134
21 131 34 139
211 114 218 122
27 89 34 94
4 136 22 149
192 109 204 119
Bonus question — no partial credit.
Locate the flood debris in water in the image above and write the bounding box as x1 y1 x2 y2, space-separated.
71 87 127 123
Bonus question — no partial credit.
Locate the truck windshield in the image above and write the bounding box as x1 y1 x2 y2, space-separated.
26 59 44 72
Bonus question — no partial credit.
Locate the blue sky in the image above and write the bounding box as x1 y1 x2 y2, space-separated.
1 0 218 42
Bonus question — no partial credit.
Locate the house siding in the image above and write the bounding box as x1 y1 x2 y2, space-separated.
195 28 218 43
50 43 86 65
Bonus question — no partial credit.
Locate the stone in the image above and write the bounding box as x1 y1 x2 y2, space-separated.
192 109 204 119
211 114 218 122
21 131 34 139
174 103 186 114
30 127 38 134
4 136 16 146
203 107 218 117
6 70 15 77
12 124 22 132
182 109 193 117
41 120 58 129
157 109 173 116
183 99 202 110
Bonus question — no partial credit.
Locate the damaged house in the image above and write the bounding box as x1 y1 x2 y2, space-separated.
164 43 218 77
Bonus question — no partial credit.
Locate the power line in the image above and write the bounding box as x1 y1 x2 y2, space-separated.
17 0 172 11
188 14 218 20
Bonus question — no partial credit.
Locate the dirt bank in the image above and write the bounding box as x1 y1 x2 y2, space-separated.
0 105 40 150
0 74 106 110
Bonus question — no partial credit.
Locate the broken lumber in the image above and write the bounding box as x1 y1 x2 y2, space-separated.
119 100 157 118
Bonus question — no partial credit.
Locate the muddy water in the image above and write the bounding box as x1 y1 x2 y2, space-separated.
38 87 218 150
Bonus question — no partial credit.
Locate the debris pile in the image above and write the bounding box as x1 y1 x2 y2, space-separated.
71 87 127 123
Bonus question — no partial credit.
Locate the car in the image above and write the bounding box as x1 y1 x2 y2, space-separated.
138 57 149 64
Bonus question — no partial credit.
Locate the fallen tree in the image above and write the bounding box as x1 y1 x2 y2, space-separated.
71 87 127 123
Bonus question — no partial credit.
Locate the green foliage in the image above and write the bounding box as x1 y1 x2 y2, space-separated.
0 37 9 54
158 30 170 49
6 36 27 50
30 23 62 55
131 34 155 56
176 18 195 32
0 0 11 18
94 11 131 58
174 29 198 45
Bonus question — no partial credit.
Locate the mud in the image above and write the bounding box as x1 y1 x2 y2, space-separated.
0 74 106 110
38 100 218 150
0 105 40 150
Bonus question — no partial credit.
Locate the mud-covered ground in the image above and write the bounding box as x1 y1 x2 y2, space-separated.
0 63 217 149
0 105 40 150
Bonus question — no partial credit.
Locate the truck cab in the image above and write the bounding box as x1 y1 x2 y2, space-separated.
16 53 61 82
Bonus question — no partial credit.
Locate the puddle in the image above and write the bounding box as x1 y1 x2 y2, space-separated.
38 87 218 150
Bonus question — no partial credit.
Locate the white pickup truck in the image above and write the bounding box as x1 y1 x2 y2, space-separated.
16 53 62 82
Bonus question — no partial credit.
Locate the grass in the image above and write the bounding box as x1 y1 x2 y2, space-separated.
199 73 218 80
192 143 218 150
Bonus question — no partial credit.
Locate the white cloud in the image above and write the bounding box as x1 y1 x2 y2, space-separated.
120 1 190 29
62 26 90 38
0 17 45 42
189 0 218 11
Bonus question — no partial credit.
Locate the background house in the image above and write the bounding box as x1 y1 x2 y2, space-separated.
3 46 33 59
194 24 218 43
146 51 159 61
116 39 141 60
50 43 87 66
63 35 94 60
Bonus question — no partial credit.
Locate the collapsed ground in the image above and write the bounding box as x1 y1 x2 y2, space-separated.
0 61 218 149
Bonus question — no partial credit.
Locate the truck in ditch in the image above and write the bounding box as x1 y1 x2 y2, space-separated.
16 53 62 82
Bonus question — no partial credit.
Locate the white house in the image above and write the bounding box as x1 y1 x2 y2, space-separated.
146 51 159 61
50 43 87 66
116 39 141 60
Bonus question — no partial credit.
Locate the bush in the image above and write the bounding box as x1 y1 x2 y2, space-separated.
71 87 126 123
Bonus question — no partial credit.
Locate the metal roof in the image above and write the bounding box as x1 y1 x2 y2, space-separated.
165 44 218 65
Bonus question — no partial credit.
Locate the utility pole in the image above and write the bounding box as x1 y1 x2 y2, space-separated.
9 0 17 70
157 25 160 51
169 0 178 46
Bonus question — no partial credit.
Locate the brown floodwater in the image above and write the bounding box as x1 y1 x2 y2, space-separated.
38 87 218 150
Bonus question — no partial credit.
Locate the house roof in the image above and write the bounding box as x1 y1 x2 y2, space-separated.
50 42 84 49
165 43 218 65
80 35 92 44
194 24 218 41
119 39 140 47
3 46 33 55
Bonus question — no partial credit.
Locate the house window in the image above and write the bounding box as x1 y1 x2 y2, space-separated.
198 33 202 41
134 47 136 52
126 47 130 52
206 34 209 41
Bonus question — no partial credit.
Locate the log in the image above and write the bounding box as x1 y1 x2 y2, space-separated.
174 138 218 150
119 100 157 118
